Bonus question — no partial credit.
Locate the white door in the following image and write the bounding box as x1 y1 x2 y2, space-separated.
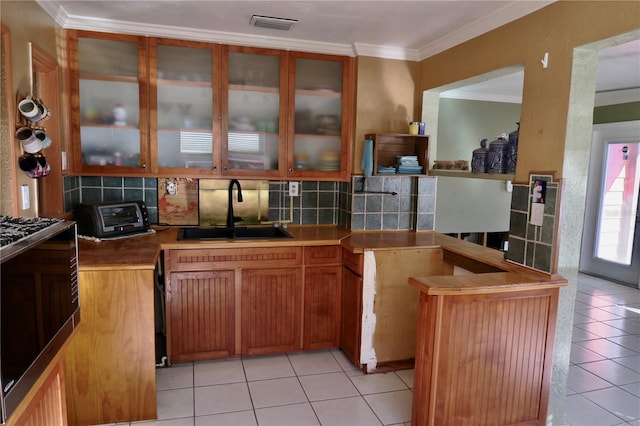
580 121 640 287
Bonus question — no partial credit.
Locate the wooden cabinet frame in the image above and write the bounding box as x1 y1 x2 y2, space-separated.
67 30 150 176
66 30 355 180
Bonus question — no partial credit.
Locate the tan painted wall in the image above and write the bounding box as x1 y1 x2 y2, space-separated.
419 0 640 183
353 56 421 173
1 0 61 216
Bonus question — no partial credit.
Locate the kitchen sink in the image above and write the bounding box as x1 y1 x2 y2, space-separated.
177 226 292 241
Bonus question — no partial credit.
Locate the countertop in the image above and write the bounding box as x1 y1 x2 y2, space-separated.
77 226 564 290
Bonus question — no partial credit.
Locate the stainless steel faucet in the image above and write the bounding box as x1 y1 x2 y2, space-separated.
227 179 243 228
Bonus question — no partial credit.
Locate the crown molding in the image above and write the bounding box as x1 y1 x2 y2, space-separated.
439 91 523 104
594 88 640 107
37 0 552 61
353 43 419 61
61 14 357 57
417 1 554 60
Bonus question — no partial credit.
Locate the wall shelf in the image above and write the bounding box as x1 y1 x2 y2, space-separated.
430 169 514 181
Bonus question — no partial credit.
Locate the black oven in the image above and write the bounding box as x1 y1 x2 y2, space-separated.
0 220 79 424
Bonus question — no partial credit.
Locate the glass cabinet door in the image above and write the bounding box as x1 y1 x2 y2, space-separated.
151 40 218 174
290 53 350 178
223 47 286 176
71 32 148 172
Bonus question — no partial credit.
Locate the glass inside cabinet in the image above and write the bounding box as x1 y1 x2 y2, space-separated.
77 37 142 167
226 51 281 171
292 58 343 172
155 44 214 169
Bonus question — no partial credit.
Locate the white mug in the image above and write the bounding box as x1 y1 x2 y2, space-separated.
34 129 52 149
18 99 40 119
16 127 43 153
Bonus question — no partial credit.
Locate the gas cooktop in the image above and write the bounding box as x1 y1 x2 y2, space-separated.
0 216 63 247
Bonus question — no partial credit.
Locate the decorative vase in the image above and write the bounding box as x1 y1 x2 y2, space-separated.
487 135 508 174
506 122 520 174
471 138 489 173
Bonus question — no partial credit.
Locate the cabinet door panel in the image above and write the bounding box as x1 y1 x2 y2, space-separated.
340 267 362 367
304 266 341 350
288 52 354 180
69 31 149 174
151 40 220 175
241 268 302 355
222 47 287 177
168 271 235 362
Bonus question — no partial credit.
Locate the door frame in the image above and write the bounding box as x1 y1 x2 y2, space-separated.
580 120 640 287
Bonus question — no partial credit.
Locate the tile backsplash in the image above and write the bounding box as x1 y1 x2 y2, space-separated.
506 176 560 273
63 175 437 232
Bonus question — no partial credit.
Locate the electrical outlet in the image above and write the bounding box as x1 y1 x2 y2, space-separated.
21 185 30 210
289 181 300 197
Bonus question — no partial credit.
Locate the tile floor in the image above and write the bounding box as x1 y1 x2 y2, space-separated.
565 273 640 426
103 273 639 426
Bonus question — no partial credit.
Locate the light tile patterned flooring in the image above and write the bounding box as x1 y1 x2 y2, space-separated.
565 273 640 426
102 273 639 426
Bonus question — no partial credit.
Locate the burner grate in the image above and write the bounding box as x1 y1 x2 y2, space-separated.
0 216 63 247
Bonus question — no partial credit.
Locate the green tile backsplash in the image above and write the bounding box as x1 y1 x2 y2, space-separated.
64 175 437 232
506 178 560 274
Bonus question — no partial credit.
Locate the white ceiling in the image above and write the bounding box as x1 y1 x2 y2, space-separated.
38 0 640 105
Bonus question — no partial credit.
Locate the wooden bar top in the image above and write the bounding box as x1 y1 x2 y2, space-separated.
409 271 567 295
77 226 566 294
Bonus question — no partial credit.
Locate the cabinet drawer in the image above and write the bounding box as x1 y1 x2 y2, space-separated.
168 247 303 271
304 245 342 265
342 249 363 274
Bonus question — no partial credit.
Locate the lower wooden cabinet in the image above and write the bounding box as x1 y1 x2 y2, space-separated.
6 359 67 426
165 246 306 361
168 270 235 362
340 266 362 366
304 265 342 350
241 267 303 355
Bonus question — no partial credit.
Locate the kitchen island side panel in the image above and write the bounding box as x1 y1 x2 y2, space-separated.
64 269 157 425
360 247 446 371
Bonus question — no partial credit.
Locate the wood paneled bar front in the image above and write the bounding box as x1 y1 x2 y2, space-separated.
409 270 567 426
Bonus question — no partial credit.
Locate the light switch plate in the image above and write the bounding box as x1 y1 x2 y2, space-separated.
21 185 30 210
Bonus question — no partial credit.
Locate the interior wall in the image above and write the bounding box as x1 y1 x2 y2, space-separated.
593 101 640 124
434 98 521 233
418 2 640 423
1 0 61 216
419 1 639 184
353 56 420 174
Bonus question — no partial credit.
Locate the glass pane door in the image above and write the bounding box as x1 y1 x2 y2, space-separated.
292 57 343 173
225 50 282 173
155 44 214 170
581 120 640 287
77 37 142 167
595 142 640 265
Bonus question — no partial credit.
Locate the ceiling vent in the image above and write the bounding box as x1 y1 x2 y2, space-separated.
250 15 297 31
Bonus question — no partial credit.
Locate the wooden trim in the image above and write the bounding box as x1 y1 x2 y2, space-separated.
1 24 19 216
32 43 65 216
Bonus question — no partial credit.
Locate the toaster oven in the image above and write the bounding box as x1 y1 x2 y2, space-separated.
74 201 150 238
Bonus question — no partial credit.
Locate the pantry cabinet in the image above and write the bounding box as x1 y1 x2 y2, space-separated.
67 30 354 180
